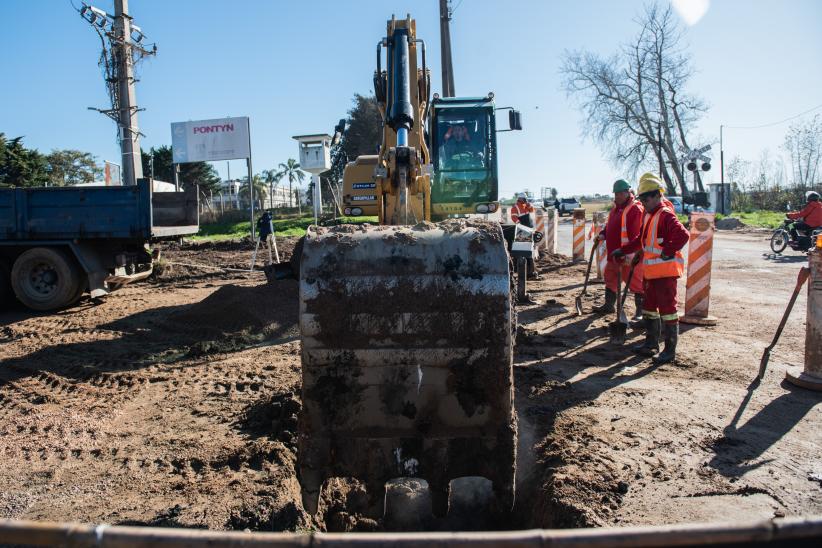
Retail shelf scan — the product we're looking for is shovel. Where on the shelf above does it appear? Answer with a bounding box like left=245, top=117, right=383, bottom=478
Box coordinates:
left=609, top=268, right=628, bottom=344
left=620, top=261, right=637, bottom=323
left=758, top=266, right=811, bottom=380
left=574, top=244, right=599, bottom=316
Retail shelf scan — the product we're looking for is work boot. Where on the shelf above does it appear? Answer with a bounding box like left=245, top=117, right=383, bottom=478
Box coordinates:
left=652, top=322, right=679, bottom=364
left=592, top=289, right=616, bottom=314
left=632, top=317, right=660, bottom=356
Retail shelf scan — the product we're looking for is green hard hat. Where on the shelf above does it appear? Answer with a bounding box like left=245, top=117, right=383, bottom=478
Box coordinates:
left=613, top=179, right=631, bottom=193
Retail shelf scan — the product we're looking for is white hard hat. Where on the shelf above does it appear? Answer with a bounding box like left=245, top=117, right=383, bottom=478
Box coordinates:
left=517, top=193, right=527, bottom=200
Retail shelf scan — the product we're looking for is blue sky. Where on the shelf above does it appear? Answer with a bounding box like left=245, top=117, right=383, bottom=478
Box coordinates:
left=1, top=0, right=821, bottom=198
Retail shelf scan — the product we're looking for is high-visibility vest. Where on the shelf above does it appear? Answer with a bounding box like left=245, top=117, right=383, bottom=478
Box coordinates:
left=607, top=200, right=642, bottom=259
left=642, top=206, right=685, bottom=279
left=511, top=202, right=534, bottom=223
left=619, top=201, right=642, bottom=246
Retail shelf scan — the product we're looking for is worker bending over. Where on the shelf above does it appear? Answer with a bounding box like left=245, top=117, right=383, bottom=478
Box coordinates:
left=508, top=193, right=539, bottom=280
left=510, top=193, right=535, bottom=227
left=594, top=179, right=644, bottom=320
left=633, top=173, right=689, bottom=365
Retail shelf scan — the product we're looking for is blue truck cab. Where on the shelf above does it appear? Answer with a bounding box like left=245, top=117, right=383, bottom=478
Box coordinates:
left=0, top=179, right=198, bottom=311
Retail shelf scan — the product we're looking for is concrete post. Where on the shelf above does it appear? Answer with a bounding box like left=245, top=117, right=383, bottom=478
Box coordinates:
left=544, top=208, right=557, bottom=254
left=786, top=248, right=822, bottom=391
left=114, top=0, right=143, bottom=186
left=572, top=208, right=586, bottom=262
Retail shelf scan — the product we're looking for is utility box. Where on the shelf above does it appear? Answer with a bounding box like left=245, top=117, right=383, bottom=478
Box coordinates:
left=292, top=134, right=332, bottom=174
left=708, top=183, right=731, bottom=214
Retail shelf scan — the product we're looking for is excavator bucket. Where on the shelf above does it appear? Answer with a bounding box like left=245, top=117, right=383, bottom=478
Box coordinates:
left=297, top=219, right=516, bottom=518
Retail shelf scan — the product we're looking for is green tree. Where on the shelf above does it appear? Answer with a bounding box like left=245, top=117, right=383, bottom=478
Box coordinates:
left=261, top=168, right=284, bottom=208
left=275, top=158, right=306, bottom=207
left=342, top=94, right=382, bottom=160
left=45, top=149, right=102, bottom=186
left=0, top=133, right=49, bottom=187
left=140, top=145, right=221, bottom=193
left=238, top=174, right=268, bottom=210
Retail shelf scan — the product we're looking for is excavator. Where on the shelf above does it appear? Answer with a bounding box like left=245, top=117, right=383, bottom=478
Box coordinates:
left=297, top=15, right=518, bottom=519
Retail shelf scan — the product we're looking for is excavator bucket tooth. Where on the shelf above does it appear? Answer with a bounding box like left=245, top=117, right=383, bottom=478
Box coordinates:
left=297, top=220, right=516, bottom=517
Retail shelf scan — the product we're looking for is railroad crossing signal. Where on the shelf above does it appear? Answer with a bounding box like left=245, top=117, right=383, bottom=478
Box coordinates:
left=681, top=145, right=712, bottom=172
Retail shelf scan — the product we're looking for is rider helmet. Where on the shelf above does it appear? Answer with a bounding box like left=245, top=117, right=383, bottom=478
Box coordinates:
left=806, top=191, right=820, bottom=201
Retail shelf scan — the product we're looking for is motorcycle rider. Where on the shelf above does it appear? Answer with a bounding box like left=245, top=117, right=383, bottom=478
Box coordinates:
left=787, top=191, right=822, bottom=243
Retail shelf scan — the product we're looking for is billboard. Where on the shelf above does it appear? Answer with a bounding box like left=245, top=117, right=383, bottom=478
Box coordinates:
left=104, top=161, right=121, bottom=186
left=171, top=116, right=250, bottom=163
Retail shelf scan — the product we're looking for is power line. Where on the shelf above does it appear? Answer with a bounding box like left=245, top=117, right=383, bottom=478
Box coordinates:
left=450, top=0, right=464, bottom=16
left=724, top=102, right=822, bottom=130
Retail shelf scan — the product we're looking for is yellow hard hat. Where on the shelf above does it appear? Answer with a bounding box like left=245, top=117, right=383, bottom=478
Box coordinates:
left=637, top=172, right=665, bottom=195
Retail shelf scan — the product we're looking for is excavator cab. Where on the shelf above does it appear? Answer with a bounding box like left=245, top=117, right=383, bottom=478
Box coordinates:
left=430, top=96, right=500, bottom=220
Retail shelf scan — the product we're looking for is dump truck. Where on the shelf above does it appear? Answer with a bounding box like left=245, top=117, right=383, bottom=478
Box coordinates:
left=297, top=15, right=517, bottom=519
left=0, top=179, right=198, bottom=310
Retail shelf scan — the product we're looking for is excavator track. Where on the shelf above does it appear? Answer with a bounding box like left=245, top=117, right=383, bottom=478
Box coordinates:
left=297, top=219, right=516, bottom=518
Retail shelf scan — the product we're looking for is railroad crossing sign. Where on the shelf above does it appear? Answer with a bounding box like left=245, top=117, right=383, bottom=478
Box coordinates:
left=681, top=145, right=712, bottom=172
left=680, top=144, right=712, bottom=165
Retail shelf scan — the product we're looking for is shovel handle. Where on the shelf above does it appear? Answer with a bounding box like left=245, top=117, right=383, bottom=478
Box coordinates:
left=580, top=243, right=598, bottom=294
left=621, top=262, right=637, bottom=305
left=769, top=267, right=811, bottom=345
left=759, top=266, right=811, bottom=380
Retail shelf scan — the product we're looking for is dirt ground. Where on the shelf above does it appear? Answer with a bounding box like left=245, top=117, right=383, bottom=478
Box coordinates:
left=0, top=232, right=819, bottom=532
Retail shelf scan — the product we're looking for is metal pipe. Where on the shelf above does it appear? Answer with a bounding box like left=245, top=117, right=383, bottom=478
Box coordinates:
left=397, top=127, right=408, bottom=147
left=1, top=516, right=821, bottom=547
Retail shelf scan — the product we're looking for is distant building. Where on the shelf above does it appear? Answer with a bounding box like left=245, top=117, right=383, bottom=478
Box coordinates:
left=214, top=179, right=295, bottom=210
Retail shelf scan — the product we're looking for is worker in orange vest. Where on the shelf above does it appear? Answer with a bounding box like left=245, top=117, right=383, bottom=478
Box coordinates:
left=594, top=179, right=645, bottom=318
left=632, top=173, right=690, bottom=364
left=510, top=193, right=539, bottom=279
left=510, top=193, right=535, bottom=226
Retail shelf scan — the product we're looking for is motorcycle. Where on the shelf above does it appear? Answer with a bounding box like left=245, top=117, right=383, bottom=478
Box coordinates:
left=770, top=218, right=822, bottom=254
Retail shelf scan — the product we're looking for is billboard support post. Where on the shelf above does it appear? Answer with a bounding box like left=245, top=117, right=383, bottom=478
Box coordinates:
left=248, top=157, right=255, bottom=241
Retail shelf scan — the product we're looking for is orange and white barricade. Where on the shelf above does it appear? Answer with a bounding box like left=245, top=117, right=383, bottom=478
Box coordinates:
left=591, top=211, right=607, bottom=282
left=543, top=208, right=558, bottom=253
left=572, top=208, right=586, bottom=262
left=681, top=213, right=717, bottom=325
left=535, top=207, right=546, bottom=243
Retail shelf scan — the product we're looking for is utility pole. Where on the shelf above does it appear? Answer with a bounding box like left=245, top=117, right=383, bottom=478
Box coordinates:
left=113, top=0, right=142, bottom=186
left=439, top=0, right=455, bottom=97
left=80, top=0, right=155, bottom=187
left=720, top=124, right=726, bottom=215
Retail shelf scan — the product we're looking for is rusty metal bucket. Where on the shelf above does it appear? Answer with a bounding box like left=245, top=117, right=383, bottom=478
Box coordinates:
left=297, top=220, right=517, bottom=518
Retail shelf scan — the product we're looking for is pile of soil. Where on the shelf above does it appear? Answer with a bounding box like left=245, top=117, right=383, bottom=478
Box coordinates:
left=715, top=217, right=745, bottom=230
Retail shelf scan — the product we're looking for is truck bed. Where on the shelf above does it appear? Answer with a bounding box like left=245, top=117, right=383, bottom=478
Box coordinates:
left=0, top=180, right=198, bottom=241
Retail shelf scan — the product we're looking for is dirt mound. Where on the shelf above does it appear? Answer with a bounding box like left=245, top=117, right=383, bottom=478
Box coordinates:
left=715, top=217, right=745, bottom=230
left=165, top=280, right=299, bottom=340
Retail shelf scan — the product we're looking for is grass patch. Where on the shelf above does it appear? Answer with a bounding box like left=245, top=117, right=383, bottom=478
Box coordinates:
left=191, top=216, right=379, bottom=241
left=673, top=210, right=784, bottom=229
left=723, top=211, right=784, bottom=229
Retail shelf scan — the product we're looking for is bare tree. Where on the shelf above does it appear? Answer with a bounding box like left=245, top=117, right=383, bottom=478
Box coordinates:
left=783, top=114, right=822, bottom=189
left=560, top=2, right=707, bottom=198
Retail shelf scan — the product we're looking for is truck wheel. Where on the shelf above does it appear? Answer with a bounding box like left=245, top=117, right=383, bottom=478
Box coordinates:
left=11, top=248, right=81, bottom=311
